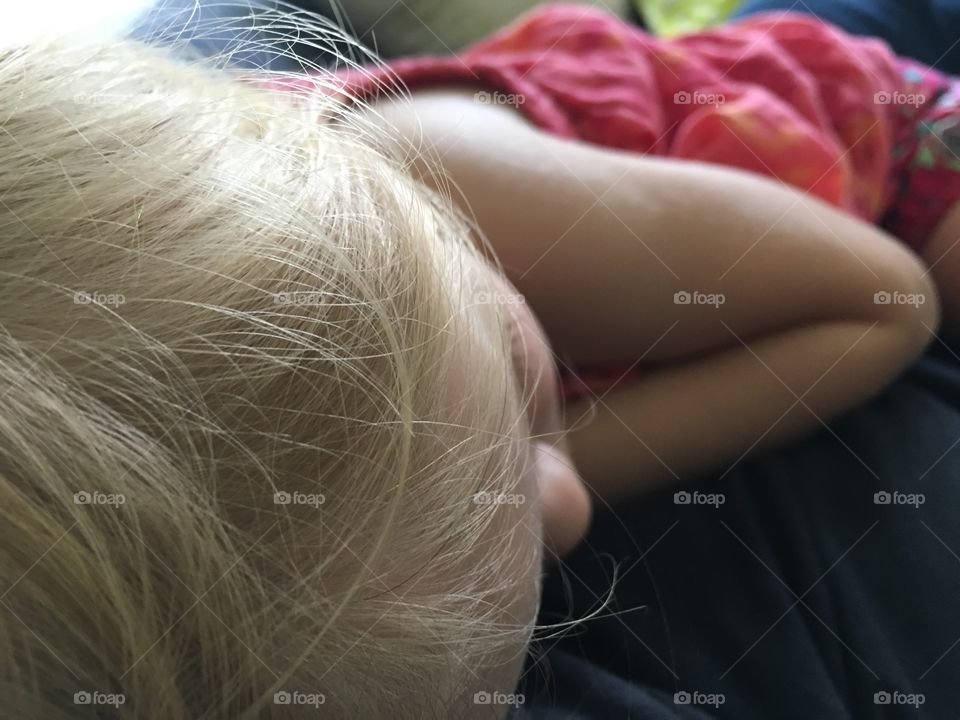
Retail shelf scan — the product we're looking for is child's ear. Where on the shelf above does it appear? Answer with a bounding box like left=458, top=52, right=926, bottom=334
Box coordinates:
left=534, top=441, right=592, bottom=559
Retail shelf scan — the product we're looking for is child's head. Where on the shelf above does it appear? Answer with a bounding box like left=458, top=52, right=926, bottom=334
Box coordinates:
left=0, top=31, right=588, bottom=719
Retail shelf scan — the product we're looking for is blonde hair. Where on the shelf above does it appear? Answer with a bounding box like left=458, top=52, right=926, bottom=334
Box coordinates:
left=0, top=28, right=537, bottom=719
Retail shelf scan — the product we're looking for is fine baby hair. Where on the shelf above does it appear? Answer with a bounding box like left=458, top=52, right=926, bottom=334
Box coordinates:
left=0, top=12, right=544, bottom=719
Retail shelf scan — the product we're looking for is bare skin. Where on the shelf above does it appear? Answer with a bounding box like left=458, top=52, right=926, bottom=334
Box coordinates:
left=367, top=90, right=941, bottom=506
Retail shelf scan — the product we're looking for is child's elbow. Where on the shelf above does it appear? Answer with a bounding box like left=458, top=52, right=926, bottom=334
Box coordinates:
left=871, top=253, right=940, bottom=365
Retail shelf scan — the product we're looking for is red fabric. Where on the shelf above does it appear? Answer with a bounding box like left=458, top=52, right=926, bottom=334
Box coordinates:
left=322, top=7, right=940, bottom=223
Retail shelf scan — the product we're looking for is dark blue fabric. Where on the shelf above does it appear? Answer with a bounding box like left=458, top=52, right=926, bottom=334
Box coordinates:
left=514, top=652, right=713, bottom=719
left=522, top=346, right=960, bottom=718
left=522, top=7, right=960, bottom=717
left=734, top=0, right=960, bottom=75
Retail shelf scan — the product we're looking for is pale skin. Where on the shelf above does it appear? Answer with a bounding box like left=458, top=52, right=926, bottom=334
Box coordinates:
left=363, top=91, right=956, bottom=719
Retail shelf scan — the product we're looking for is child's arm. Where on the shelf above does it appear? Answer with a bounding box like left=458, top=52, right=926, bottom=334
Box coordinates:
left=369, top=90, right=939, bottom=501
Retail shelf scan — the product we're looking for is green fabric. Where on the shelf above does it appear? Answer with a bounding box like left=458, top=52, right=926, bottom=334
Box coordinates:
left=639, top=0, right=744, bottom=35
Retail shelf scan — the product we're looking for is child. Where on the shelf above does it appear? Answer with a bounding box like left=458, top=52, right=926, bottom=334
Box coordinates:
left=0, top=6, right=940, bottom=719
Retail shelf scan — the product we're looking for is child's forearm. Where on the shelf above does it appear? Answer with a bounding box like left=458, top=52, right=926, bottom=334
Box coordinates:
left=368, top=91, right=938, bottom=499
left=565, top=318, right=930, bottom=501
